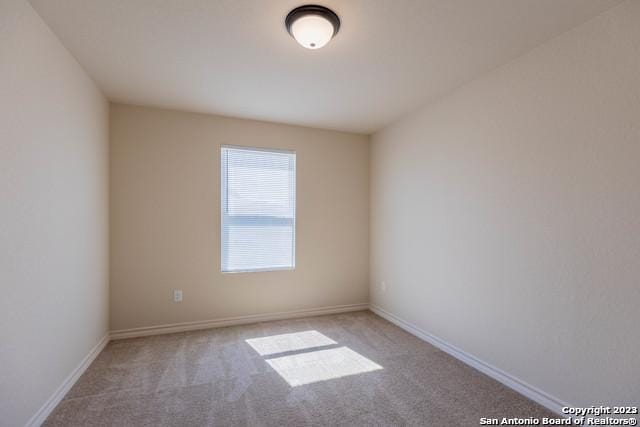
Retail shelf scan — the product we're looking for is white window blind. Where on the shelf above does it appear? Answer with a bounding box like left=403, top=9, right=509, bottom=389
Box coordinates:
left=221, top=146, right=296, bottom=273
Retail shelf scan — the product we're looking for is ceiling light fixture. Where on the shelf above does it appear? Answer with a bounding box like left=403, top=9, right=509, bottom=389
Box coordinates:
left=285, top=5, right=340, bottom=50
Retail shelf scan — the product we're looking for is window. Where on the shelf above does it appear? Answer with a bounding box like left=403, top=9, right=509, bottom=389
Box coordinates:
left=221, top=146, right=296, bottom=272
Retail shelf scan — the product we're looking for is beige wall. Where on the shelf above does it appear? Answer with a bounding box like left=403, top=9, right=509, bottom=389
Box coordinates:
left=371, top=0, right=640, bottom=408
left=0, top=1, right=109, bottom=425
left=109, top=104, right=369, bottom=331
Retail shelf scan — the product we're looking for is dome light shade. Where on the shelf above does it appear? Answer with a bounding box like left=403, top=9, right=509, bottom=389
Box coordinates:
left=285, top=5, right=340, bottom=50
left=290, top=15, right=334, bottom=49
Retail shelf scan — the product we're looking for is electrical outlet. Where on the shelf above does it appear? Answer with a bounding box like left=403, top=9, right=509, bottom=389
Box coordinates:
left=380, top=281, right=387, bottom=292
left=173, top=289, right=183, bottom=303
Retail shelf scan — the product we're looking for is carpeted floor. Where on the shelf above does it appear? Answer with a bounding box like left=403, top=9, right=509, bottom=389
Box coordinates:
left=44, top=311, right=555, bottom=426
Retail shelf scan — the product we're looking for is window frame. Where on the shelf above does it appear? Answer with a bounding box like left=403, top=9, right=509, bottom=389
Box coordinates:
left=220, top=144, right=296, bottom=274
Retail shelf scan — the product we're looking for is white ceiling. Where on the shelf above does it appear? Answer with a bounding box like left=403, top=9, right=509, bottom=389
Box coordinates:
left=30, top=0, right=622, bottom=134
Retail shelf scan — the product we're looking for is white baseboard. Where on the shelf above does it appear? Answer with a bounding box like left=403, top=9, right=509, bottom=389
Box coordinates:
left=24, top=304, right=570, bottom=425
left=109, top=303, right=369, bottom=340
left=26, top=333, right=109, bottom=427
left=369, top=304, right=571, bottom=417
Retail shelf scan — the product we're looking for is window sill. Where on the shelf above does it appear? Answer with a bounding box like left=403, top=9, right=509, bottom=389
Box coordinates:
left=221, top=266, right=295, bottom=274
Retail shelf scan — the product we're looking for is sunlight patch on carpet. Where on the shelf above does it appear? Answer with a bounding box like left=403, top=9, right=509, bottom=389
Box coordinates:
left=265, top=346, right=383, bottom=386
left=246, top=330, right=336, bottom=356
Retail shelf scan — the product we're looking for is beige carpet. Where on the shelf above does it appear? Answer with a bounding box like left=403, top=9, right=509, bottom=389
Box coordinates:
left=44, top=311, right=555, bottom=426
